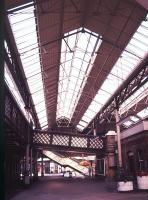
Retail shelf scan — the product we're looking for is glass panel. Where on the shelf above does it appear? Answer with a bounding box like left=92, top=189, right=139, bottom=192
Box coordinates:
left=130, top=116, right=140, bottom=122
left=8, top=4, right=47, bottom=128
left=79, top=120, right=88, bottom=127
left=120, top=82, right=148, bottom=115
left=137, top=107, right=148, bottom=119
left=4, top=63, right=31, bottom=121
left=81, top=115, right=91, bottom=123
left=57, top=28, right=102, bottom=120
left=123, top=121, right=134, bottom=127
left=78, top=15, right=148, bottom=130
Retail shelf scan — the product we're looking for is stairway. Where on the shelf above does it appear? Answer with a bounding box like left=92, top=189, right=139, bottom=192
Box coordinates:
left=43, top=150, right=89, bottom=176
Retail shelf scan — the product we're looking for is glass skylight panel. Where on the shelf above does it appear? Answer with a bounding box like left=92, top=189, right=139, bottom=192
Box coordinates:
left=8, top=2, right=33, bottom=13
left=81, top=115, right=91, bottom=123
left=57, top=28, right=102, bottom=120
left=88, top=101, right=102, bottom=113
left=5, top=63, right=29, bottom=121
left=79, top=121, right=88, bottom=127
left=130, top=116, right=140, bottom=123
left=123, top=120, right=134, bottom=127
left=94, top=90, right=111, bottom=106
left=120, top=82, right=148, bottom=115
left=8, top=3, right=47, bottom=129
left=137, top=107, right=148, bottom=119
left=84, top=109, right=96, bottom=119
left=77, top=15, right=148, bottom=131
left=77, top=124, right=85, bottom=131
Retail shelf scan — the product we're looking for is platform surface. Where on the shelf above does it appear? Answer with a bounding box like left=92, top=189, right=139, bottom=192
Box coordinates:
left=9, top=176, right=148, bottom=200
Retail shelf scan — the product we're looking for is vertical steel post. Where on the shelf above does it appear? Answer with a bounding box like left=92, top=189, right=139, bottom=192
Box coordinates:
left=115, top=109, right=122, bottom=168
left=93, top=120, right=97, bottom=136
left=24, top=107, right=30, bottom=185
left=0, top=0, right=5, bottom=198
left=25, top=144, right=30, bottom=184
left=105, top=131, right=116, bottom=180
left=30, top=148, right=33, bottom=182
left=48, top=160, right=50, bottom=174
left=41, top=154, right=44, bottom=177
left=93, top=128, right=97, bottom=136
left=34, top=151, right=38, bottom=181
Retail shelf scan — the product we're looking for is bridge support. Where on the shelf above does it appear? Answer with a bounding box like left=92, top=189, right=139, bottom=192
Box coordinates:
left=41, top=154, right=44, bottom=177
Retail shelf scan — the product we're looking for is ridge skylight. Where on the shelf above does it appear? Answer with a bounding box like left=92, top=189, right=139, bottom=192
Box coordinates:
left=56, top=28, right=102, bottom=121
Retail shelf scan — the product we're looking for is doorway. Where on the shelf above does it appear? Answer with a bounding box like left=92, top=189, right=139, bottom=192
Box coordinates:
left=127, top=151, right=136, bottom=177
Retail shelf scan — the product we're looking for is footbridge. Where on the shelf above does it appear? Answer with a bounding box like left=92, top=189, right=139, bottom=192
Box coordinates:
left=33, top=130, right=106, bottom=154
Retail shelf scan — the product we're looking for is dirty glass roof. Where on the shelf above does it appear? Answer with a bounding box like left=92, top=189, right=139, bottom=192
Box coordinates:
left=5, top=62, right=30, bottom=121
left=8, top=5, right=48, bottom=129
left=77, top=15, right=148, bottom=130
left=7, top=2, right=148, bottom=131
left=56, top=28, right=102, bottom=121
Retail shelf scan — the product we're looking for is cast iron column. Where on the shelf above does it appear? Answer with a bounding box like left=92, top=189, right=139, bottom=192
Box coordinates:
left=25, top=144, right=30, bottom=184
left=106, top=131, right=116, bottom=180
left=48, top=160, right=50, bottom=174
left=93, top=120, right=97, bottom=136
left=30, top=148, right=33, bottom=183
left=115, top=109, right=122, bottom=168
left=115, top=108, right=125, bottom=180
left=0, top=1, right=5, bottom=199
left=34, top=151, right=38, bottom=181
left=41, top=154, right=44, bottom=177
left=24, top=106, right=31, bottom=185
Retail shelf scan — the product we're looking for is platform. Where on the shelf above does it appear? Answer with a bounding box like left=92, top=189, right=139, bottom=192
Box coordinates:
left=8, top=177, right=148, bottom=200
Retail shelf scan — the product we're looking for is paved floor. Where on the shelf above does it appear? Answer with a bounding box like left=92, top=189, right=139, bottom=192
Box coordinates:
left=9, top=176, right=148, bottom=200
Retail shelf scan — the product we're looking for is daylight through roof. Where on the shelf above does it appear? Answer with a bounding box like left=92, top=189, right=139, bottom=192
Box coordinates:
left=8, top=4, right=48, bottom=129
left=7, top=2, right=148, bottom=131
left=57, top=28, right=102, bottom=122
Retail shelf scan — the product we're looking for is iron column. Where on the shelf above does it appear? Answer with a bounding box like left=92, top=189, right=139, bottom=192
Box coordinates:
left=0, top=0, right=5, bottom=198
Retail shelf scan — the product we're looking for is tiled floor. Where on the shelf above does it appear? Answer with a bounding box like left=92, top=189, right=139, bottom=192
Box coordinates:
left=9, top=176, right=148, bottom=200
